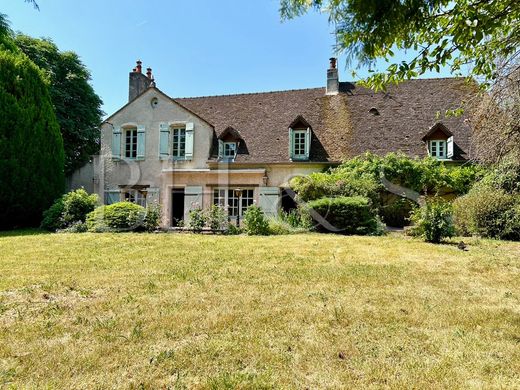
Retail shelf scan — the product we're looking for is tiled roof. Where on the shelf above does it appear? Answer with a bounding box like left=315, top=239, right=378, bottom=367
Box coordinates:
left=177, top=77, right=477, bottom=163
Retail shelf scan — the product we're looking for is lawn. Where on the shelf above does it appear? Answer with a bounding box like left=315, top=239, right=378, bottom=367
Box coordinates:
left=1, top=232, right=520, bottom=389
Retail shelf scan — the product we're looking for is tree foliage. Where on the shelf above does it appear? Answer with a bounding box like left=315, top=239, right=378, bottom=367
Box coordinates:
left=15, top=35, right=103, bottom=175
left=281, top=0, right=520, bottom=90
left=0, top=46, right=64, bottom=229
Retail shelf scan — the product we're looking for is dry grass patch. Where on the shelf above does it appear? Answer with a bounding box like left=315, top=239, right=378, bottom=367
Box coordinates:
left=1, top=231, right=520, bottom=389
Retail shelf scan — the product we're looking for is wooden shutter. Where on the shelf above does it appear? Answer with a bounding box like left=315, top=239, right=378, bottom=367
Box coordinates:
left=146, top=187, right=160, bottom=205
left=288, top=128, right=294, bottom=160
left=111, top=127, right=121, bottom=159
left=184, top=186, right=203, bottom=221
left=185, top=122, right=194, bottom=160
left=105, top=190, right=120, bottom=205
left=259, top=187, right=279, bottom=218
left=218, top=139, right=224, bottom=159
left=159, top=123, right=170, bottom=159
left=447, top=136, right=454, bottom=158
left=304, top=128, right=311, bottom=160
left=137, top=125, right=146, bottom=160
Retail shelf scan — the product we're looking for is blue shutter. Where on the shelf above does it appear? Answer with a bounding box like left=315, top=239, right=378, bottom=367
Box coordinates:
left=185, top=122, right=194, bottom=160
left=218, top=139, right=224, bottom=159
left=137, top=125, right=146, bottom=160
left=288, top=128, right=294, bottom=160
left=184, top=186, right=203, bottom=221
left=259, top=187, right=279, bottom=218
left=111, top=127, right=121, bottom=159
left=304, top=128, right=311, bottom=160
left=447, top=136, right=454, bottom=159
left=105, top=190, right=120, bottom=205
left=159, top=123, right=170, bottom=159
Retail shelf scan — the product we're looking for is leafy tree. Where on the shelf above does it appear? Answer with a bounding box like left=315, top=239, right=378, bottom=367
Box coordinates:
left=0, top=43, right=64, bottom=229
left=281, top=0, right=519, bottom=90
left=15, top=35, right=103, bottom=175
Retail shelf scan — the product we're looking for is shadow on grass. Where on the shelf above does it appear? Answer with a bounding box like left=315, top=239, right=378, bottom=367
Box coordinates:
left=0, top=228, right=51, bottom=238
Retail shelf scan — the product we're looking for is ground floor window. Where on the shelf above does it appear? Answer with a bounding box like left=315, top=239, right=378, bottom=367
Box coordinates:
left=123, top=189, right=146, bottom=207
left=213, top=188, right=254, bottom=217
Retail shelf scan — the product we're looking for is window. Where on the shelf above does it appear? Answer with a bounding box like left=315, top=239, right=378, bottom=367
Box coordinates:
left=125, top=128, right=138, bottom=158
left=213, top=188, right=254, bottom=217
left=172, top=127, right=186, bottom=158
left=124, top=189, right=146, bottom=207
left=224, top=142, right=237, bottom=158
left=293, top=130, right=306, bottom=157
left=429, top=140, right=447, bottom=159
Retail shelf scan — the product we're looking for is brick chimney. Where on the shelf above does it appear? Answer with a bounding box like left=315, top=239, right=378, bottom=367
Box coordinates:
left=326, top=57, right=339, bottom=95
left=129, top=60, right=152, bottom=101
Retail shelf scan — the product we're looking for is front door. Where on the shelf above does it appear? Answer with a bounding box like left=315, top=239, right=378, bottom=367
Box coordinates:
left=171, top=188, right=185, bottom=227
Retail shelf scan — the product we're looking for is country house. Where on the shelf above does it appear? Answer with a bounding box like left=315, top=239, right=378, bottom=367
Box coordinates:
left=69, top=59, right=476, bottom=227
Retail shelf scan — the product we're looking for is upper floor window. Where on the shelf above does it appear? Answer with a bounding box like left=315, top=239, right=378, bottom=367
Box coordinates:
left=172, top=127, right=186, bottom=158
left=159, top=122, right=194, bottom=161
left=429, top=140, right=447, bottom=159
left=125, top=128, right=138, bottom=159
left=289, top=128, right=310, bottom=160
left=223, top=142, right=237, bottom=158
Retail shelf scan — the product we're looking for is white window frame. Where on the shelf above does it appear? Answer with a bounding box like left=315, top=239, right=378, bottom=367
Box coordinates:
left=429, top=139, right=447, bottom=159
left=223, top=142, right=237, bottom=158
left=123, top=189, right=146, bottom=207
left=172, top=126, right=186, bottom=159
left=292, top=129, right=307, bottom=158
left=124, top=128, right=138, bottom=159
left=212, top=188, right=254, bottom=217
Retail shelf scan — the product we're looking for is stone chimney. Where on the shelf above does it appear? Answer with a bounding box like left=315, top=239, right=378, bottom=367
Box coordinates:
left=129, top=60, right=152, bottom=101
left=326, top=57, right=339, bottom=95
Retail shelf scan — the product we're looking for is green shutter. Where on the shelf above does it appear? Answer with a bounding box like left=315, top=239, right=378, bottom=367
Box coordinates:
left=288, top=128, right=294, bottom=160
left=304, top=128, right=311, bottom=160
left=112, top=127, right=121, bottom=159
left=105, top=190, right=120, bottom=205
left=137, top=125, right=146, bottom=160
left=218, top=139, right=224, bottom=159
left=259, top=187, right=279, bottom=218
left=185, top=122, right=194, bottom=160
left=184, top=186, right=203, bottom=221
left=159, top=123, right=170, bottom=159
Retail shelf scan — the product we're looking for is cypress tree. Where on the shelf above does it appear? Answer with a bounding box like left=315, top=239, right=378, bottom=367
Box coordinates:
left=0, top=39, right=64, bottom=228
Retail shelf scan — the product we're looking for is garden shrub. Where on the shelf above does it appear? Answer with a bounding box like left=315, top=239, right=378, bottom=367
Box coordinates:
left=305, top=196, right=385, bottom=235
left=206, top=204, right=228, bottom=231
left=453, top=186, right=520, bottom=240
left=41, top=197, right=65, bottom=231
left=409, top=199, right=455, bottom=243
left=143, top=203, right=162, bottom=232
left=188, top=208, right=206, bottom=232
left=41, top=188, right=98, bottom=231
left=86, top=202, right=146, bottom=232
left=279, top=209, right=313, bottom=229
left=243, top=205, right=269, bottom=235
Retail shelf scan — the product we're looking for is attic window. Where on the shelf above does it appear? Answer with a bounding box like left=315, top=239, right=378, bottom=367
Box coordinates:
left=422, top=123, right=454, bottom=160
left=369, top=107, right=380, bottom=116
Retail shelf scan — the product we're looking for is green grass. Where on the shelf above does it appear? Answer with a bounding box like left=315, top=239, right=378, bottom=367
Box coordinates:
left=1, top=232, right=520, bottom=389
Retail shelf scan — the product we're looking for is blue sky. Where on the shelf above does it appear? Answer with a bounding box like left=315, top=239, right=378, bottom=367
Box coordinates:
left=3, top=0, right=451, bottom=116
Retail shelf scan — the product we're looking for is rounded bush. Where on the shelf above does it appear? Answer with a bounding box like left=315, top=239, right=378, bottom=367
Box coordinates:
left=453, top=186, right=520, bottom=240
left=306, top=196, right=385, bottom=235
left=41, top=188, right=98, bottom=231
left=86, top=202, right=146, bottom=232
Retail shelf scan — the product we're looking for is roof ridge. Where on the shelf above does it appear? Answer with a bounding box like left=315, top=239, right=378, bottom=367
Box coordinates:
left=175, top=86, right=324, bottom=100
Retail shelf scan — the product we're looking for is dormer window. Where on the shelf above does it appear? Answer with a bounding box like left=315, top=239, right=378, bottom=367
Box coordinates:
left=288, top=116, right=312, bottom=161
left=217, top=127, right=242, bottom=162
left=422, top=123, right=454, bottom=160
